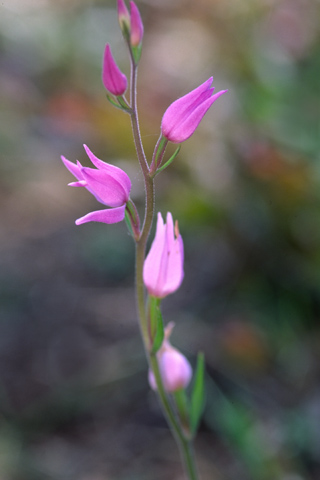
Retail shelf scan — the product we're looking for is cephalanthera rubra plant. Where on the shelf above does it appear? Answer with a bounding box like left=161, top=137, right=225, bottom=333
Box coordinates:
left=61, top=2, right=227, bottom=478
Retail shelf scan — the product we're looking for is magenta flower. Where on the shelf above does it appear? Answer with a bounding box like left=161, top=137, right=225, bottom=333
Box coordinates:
left=161, top=77, right=228, bottom=143
left=149, top=323, right=192, bottom=393
left=143, top=212, right=184, bottom=298
left=130, top=1, right=144, bottom=47
left=61, top=144, right=131, bottom=225
left=102, top=44, right=127, bottom=96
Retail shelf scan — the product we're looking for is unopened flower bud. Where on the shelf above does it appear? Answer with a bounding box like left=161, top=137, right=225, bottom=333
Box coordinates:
left=117, top=0, right=131, bottom=35
left=102, top=44, right=127, bottom=96
left=149, top=324, right=192, bottom=393
left=161, top=77, right=227, bottom=143
left=130, top=1, right=144, bottom=47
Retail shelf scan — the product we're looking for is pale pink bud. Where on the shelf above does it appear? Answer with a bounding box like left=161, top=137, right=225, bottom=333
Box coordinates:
left=161, top=77, right=228, bottom=143
left=149, top=324, right=192, bottom=393
left=117, top=0, right=130, bottom=32
left=130, top=1, right=144, bottom=47
left=143, top=212, right=184, bottom=298
left=102, top=44, right=127, bottom=96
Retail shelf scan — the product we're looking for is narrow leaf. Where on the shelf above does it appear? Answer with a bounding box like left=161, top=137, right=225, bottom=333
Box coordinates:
left=106, top=94, right=131, bottom=113
left=151, top=304, right=164, bottom=354
left=124, top=210, right=134, bottom=237
left=173, top=388, right=190, bottom=432
left=190, top=352, right=205, bottom=435
left=154, top=145, right=181, bottom=176
left=117, top=95, right=132, bottom=112
left=153, top=136, right=168, bottom=169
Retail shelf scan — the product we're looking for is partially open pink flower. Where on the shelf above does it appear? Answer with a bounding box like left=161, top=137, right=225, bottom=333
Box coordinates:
left=102, top=44, right=127, bottom=96
left=161, top=77, right=228, bottom=143
left=149, top=323, right=192, bottom=393
left=143, top=212, right=184, bottom=298
left=130, top=1, right=143, bottom=47
left=61, top=145, right=131, bottom=225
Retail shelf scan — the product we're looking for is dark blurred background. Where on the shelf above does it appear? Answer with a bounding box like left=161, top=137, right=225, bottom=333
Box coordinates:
left=1, top=0, right=320, bottom=479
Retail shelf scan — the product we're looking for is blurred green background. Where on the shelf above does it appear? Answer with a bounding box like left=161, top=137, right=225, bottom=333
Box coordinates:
left=1, top=0, right=320, bottom=479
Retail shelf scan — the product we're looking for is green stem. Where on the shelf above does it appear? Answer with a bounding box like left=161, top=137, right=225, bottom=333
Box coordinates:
left=128, top=49, right=200, bottom=480
left=128, top=55, right=154, bottom=347
left=149, top=355, right=199, bottom=480
left=129, top=60, right=149, bottom=179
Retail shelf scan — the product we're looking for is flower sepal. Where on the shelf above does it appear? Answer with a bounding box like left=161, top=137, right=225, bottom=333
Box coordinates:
left=106, top=94, right=132, bottom=113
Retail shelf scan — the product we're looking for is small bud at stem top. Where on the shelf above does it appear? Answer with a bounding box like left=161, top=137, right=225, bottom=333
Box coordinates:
left=117, top=0, right=131, bottom=37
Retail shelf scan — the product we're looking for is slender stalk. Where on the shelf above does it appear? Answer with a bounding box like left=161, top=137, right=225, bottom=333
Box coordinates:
left=128, top=49, right=199, bottom=480
left=129, top=60, right=149, bottom=179
left=149, top=355, right=199, bottom=480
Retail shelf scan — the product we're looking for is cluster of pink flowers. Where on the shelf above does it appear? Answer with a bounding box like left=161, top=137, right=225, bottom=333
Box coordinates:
left=61, top=0, right=227, bottom=394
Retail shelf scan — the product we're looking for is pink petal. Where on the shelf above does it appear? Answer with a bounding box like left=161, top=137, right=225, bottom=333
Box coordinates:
left=102, top=44, right=127, bottom=96
left=143, top=212, right=184, bottom=298
left=75, top=205, right=126, bottom=225
left=148, top=369, right=157, bottom=391
left=130, top=1, right=144, bottom=46
left=61, top=156, right=84, bottom=181
left=167, top=90, right=227, bottom=143
left=161, top=78, right=213, bottom=139
left=156, top=213, right=184, bottom=297
left=68, top=180, right=87, bottom=187
left=117, top=0, right=130, bottom=26
left=143, top=213, right=166, bottom=296
left=155, top=212, right=174, bottom=292
left=161, top=234, right=184, bottom=298
left=83, top=144, right=131, bottom=195
left=81, top=167, right=128, bottom=207
left=160, top=350, right=192, bottom=392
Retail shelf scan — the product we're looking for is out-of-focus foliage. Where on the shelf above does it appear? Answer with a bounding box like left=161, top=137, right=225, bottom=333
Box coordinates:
left=1, top=0, right=320, bottom=479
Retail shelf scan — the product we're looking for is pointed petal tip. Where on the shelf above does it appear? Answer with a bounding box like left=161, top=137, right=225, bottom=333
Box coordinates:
left=83, top=144, right=91, bottom=155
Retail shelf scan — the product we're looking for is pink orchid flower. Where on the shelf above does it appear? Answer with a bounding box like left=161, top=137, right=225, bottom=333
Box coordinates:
left=61, top=145, right=131, bottom=225
left=102, top=44, right=127, bottom=96
left=149, top=323, right=192, bottom=393
left=161, top=77, right=228, bottom=143
left=143, top=212, right=184, bottom=298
